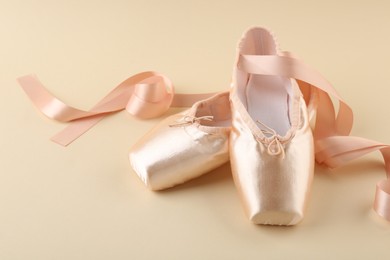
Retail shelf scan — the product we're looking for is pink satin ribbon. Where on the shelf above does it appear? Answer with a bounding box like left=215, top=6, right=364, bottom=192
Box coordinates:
left=18, top=71, right=215, bottom=146
left=238, top=53, right=390, bottom=222
left=19, top=61, right=390, bottom=222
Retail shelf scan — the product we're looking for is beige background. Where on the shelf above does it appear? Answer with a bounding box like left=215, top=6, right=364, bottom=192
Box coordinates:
left=1, top=0, right=390, bottom=259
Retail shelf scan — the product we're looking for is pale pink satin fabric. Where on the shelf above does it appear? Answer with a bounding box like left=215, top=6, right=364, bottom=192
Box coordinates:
left=238, top=53, right=390, bottom=222
left=18, top=72, right=215, bottom=146
left=18, top=58, right=390, bottom=222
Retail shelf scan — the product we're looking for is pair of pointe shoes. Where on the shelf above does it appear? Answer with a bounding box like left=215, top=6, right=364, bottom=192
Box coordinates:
left=130, top=27, right=314, bottom=226
left=17, top=25, right=390, bottom=225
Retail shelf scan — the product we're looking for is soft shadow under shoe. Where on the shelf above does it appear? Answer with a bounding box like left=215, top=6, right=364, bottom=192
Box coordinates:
left=229, top=27, right=315, bottom=225
left=129, top=92, right=231, bottom=190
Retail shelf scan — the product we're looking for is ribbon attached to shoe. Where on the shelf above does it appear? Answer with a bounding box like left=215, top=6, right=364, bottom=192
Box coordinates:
left=18, top=71, right=215, bottom=146
left=19, top=54, right=390, bottom=223
left=239, top=52, right=390, bottom=222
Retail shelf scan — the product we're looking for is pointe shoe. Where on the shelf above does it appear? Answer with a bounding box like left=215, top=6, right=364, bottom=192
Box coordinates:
left=229, top=27, right=315, bottom=225
left=129, top=92, right=231, bottom=190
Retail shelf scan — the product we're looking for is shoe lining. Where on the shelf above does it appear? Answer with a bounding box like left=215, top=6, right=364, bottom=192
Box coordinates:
left=246, top=75, right=291, bottom=136
left=240, top=27, right=292, bottom=136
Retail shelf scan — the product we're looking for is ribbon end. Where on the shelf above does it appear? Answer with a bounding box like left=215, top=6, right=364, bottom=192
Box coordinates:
left=50, top=135, right=71, bottom=147
left=50, top=115, right=105, bottom=147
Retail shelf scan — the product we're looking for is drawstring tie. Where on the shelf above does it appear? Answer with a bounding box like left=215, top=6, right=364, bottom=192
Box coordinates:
left=256, top=120, right=286, bottom=158
left=169, top=115, right=214, bottom=127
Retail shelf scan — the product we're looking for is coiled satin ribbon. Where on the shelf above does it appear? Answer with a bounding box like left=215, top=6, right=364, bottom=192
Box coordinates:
left=18, top=71, right=215, bottom=146
left=238, top=53, right=390, bottom=222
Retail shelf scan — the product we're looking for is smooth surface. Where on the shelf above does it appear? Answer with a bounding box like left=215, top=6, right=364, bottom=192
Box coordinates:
left=230, top=27, right=315, bottom=225
left=2, top=0, right=390, bottom=259
left=129, top=92, right=231, bottom=190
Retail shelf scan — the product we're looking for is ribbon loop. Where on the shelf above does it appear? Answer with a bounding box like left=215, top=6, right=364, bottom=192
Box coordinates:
left=375, top=180, right=390, bottom=221
left=267, top=137, right=284, bottom=157
left=126, top=76, right=174, bottom=119
left=18, top=71, right=215, bottom=146
left=256, top=120, right=286, bottom=159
